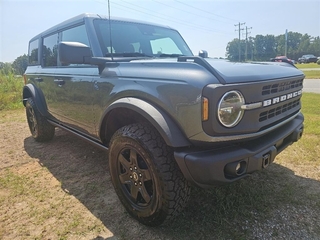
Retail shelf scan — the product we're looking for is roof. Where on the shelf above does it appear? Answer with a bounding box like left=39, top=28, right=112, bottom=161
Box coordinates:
left=29, top=13, right=174, bottom=42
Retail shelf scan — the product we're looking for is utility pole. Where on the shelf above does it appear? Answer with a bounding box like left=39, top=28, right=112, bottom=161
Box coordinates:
left=249, top=36, right=254, bottom=61
left=285, top=29, right=288, bottom=56
left=245, top=26, right=252, bottom=62
left=235, top=22, right=245, bottom=62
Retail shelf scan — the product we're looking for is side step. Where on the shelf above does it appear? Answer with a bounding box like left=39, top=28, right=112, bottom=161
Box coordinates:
left=47, top=120, right=109, bottom=152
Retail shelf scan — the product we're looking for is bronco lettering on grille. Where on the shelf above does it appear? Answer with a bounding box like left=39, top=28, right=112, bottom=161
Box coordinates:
left=263, top=90, right=302, bottom=107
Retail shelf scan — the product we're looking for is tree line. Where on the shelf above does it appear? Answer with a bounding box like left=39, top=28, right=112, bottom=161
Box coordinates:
left=0, top=54, right=28, bottom=75
left=226, top=32, right=320, bottom=62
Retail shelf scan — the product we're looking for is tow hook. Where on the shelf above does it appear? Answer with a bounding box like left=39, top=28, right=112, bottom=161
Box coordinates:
left=292, top=127, right=304, bottom=142
left=262, top=153, right=270, bottom=169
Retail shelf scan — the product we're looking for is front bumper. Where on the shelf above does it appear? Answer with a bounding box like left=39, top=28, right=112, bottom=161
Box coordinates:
left=174, top=113, right=304, bottom=188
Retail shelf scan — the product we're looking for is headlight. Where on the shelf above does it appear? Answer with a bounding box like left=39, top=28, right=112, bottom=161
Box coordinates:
left=218, top=91, right=245, bottom=127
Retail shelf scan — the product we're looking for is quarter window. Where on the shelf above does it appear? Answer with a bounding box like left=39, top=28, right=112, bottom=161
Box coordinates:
left=28, top=39, right=39, bottom=65
left=43, top=33, right=58, bottom=67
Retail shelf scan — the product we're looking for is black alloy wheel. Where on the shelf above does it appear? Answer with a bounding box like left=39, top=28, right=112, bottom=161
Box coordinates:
left=108, top=123, right=190, bottom=226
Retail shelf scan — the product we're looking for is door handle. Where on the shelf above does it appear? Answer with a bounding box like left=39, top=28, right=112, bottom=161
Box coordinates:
left=54, top=79, right=65, bottom=87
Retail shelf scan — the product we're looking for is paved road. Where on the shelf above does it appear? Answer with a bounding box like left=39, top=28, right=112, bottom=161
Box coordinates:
left=303, top=79, right=320, bottom=93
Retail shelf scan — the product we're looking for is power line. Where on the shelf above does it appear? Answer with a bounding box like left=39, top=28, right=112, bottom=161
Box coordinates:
left=100, top=0, right=233, bottom=35
left=120, top=0, right=226, bottom=33
left=174, top=0, right=240, bottom=23
left=235, top=22, right=245, bottom=62
left=152, top=0, right=235, bottom=25
left=244, top=26, right=252, bottom=61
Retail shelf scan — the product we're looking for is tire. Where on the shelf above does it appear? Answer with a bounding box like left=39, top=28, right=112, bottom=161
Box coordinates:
left=108, top=123, right=191, bottom=226
left=25, top=98, right=55, bottom=142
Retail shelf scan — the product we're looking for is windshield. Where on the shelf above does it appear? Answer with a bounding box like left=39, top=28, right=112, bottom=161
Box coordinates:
left=94, top=19, right=193, bottom=58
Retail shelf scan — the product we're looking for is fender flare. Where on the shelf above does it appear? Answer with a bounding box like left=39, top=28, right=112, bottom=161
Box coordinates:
left=22, top=83, right=49, bottom=117
left=103, top=97, right=191, bottom=148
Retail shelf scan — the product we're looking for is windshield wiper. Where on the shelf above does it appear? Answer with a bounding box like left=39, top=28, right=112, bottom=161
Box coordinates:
left=159, top=54, right=184, bottom=58
left=105, top=52, right=153, bottom=57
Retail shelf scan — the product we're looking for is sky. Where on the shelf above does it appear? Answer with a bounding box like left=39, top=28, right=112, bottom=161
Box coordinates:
left=0, top=0, right=319, bottom=63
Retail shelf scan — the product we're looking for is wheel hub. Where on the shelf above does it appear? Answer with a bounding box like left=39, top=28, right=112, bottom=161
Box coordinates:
left=132, top=172, right=139, bottom=181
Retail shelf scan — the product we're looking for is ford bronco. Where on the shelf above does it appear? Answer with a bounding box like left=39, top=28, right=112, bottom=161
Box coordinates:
left=23, top=13, right=304, bottom=226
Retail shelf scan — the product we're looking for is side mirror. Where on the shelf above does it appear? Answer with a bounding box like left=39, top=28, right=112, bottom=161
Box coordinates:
left=199, top=50, right=208, bottom=58
left=59, top=42, right=92, bottom=64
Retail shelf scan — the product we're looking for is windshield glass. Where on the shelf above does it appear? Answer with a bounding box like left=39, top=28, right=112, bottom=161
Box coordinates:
left=94, top=19, right=193, bottom=57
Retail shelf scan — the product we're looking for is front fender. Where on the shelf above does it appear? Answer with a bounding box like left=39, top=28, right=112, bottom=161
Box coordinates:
left=102, top=97, right=191, bottom=148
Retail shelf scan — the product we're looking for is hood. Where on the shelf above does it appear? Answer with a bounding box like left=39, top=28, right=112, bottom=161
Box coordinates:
left=203, top=58, right=304, bottom=84
left=123, top=57, right=304, bottom=85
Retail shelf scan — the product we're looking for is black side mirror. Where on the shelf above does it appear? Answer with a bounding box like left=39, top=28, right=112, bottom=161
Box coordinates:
left=59, top=42, right=92, bottom=64
left=199, top=50, right=208, bottom=58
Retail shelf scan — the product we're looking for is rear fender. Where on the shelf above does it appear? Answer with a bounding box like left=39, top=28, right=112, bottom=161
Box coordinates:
left=23, top=84, right=49, bottom=117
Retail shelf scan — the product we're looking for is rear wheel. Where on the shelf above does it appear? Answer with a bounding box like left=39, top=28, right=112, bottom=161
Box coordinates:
left=108, top=123, right=190, bottom=226
left=25, top=98, right=55, bottom=142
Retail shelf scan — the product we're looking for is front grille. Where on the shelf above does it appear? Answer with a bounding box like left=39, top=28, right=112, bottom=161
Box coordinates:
left=203, top=76, right=304, bottom=136
left=259, top=99, right=300, bottom=122
left=262, top=79, right=303, bottom=96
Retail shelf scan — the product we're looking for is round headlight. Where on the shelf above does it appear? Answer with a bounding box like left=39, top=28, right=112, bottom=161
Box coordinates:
left=218, top=91, right=245, bottom=128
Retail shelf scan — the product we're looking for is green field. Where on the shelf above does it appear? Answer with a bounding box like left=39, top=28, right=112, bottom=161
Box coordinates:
left=295, top=62, right=320, bottom=69
left=0, top=73, right=24, bottom=110
left=295, top=63, right=320, bottom=78
left=302, top=70, right=320, bottom=79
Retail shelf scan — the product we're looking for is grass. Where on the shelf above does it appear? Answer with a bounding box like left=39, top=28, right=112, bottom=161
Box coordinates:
left=295, top=63, right=320, bottom=78
left=0, top=72, right=24, bottom=110
left=295, top=63, right=320, bottom=69
left=0, top=167, right=108, bottom=240
left=301, top=70, right=320, bottom=79
left=301, top=93, right=320, bottom=135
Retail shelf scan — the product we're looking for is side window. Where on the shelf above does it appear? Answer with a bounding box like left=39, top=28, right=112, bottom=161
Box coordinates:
left=150, top=37, right=182, bottom=55
left=61, top=25, right=90, bottom=46
left=28, top=39, right=39, bottom=65
left=43, top=33, right=58, bottom=67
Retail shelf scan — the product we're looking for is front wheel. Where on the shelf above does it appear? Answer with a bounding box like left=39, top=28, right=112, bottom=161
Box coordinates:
left=25, top=98, right=55, bottom=142
left=108, top=123, right=191, bottom=226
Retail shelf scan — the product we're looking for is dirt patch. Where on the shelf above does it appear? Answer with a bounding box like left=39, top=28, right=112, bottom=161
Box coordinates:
left=0, top=109, right=320, bottom=240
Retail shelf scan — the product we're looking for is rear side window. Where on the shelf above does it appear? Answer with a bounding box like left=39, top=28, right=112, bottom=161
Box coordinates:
left=41, top=25, right=89, bottom=67
left=43, top=33, right=58, bottom=67
left=28, top=39, right=39, bottom=65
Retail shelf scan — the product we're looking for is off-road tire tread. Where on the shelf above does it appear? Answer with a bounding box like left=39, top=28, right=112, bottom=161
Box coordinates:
left=26, top=98, right=55, bottom=142
left=109, top=123, right=191, bottom=226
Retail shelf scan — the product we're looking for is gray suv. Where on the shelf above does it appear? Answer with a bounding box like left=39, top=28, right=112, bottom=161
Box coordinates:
left=23, top=13, right=304, bottom=226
